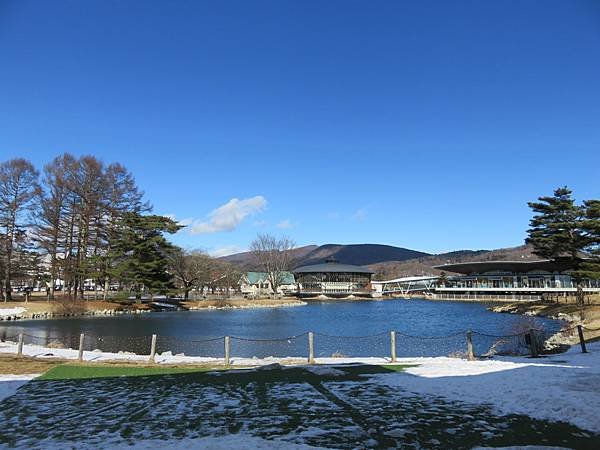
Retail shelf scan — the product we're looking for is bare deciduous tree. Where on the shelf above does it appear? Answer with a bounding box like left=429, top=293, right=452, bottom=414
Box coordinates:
left=32, top=153, right=150, bottom=300
left=0, top=158, right=40, bottom=301
left=250, top=233, right=295, bottom=295
left=168, top=249, right=213, bottom=300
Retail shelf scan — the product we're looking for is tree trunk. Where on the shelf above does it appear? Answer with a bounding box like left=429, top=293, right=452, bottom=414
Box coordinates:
left=576, top=283, right=584, bottom=306
left=3, top=278, right=10, bottom=302
left=49, top=271, right=55, bottom=300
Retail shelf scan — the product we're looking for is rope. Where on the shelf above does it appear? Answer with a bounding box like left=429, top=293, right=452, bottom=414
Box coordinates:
left=21, top=332, right=75, bottom=340
left=313, top=331, right=388, bottom=339
left=471, top=331, right=528, bottom=339
left=0, top=328, right=573, bottom=355
left=158, top=335, right=225, bottom=343
left=395, top=330, right=466, bottom=340
left=231, top=332, right=308, bottom=342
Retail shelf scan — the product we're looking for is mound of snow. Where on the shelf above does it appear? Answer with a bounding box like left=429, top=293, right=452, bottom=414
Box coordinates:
left=0, top=307, right=27, bottom=317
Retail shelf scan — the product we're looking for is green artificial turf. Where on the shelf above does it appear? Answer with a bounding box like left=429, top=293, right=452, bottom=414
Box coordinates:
left=38, top=364, right=219, bottom=380
left=37, top=363, right=414, bottom=381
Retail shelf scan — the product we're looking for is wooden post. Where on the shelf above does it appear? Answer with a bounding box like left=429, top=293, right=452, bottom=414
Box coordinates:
left=78, top=333, right=85, bottom=361
left=577, top=325, right=588, bottom=353
left=308, top=332, right=315, bottom=364
left=528, top=329, right=538, bottom=358
left=149, top=334, right=157, bottom=363
left=17, top=333, right=24, bottom=357
left=390, top=331, right=397, bottom=363
left=466, top=330, right=475, bottom=360
left=224, top=336, right=231, bottom=367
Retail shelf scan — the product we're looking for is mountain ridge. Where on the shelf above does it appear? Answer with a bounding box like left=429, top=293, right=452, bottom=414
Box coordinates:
left=220, top=243, right=538, bottom=278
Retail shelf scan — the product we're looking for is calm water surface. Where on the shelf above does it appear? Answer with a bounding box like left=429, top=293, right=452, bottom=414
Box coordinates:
left=0, top=299, right=561, bottom=358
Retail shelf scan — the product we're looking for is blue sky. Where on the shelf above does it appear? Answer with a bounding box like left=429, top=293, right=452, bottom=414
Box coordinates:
left=1, top=1, right=599, bottom=256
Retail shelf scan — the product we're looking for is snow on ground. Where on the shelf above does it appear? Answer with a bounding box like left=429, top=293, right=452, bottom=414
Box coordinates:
left=25, top=434, right=324, bottom=450
left=472, top=447, right=571, bottom=450
left=0, top=374, right=39, bottom=402
left=0, top=307, right=26, bottom=317
left=374, top=341, right=600, bottom=433
left=2, top=339, right=600, bottom=434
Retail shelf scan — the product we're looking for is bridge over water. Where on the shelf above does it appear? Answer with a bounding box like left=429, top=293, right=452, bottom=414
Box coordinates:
left=371, top=276, right=440, bottom=295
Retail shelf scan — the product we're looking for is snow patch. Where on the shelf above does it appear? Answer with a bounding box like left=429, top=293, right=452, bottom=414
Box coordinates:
left=374, top=341, right=600, bottom=433
left=26, top=434, right=325, bottom=449
left=0, top=374, right=39, bottom=402
left=0, top=307, right=27, bottom=317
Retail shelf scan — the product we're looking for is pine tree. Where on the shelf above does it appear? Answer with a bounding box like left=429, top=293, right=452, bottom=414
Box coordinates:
left=526, top=187, right=587, bottom=304
left=526, top=187, right=583, bottom=259
left=437, top=271, right=449, bottom=287
left=574, top=200, right=600, bottom=282
left=111, top=213, right=181, bottom=300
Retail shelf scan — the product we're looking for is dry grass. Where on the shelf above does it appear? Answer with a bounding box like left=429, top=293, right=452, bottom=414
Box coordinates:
left=52, top=297, right=88, bottom=315
left=0, top=354, right=64, bottom=375
left=182, top=297, right=305, bottom=309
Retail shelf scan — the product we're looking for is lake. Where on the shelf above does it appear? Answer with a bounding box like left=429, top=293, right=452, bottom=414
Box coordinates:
left=0, top=299, right=562, bottom=359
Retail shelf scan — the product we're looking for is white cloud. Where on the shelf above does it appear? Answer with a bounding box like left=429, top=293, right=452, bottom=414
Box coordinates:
left=209, top=245, right=244, bottom=257
left=190, top=196, right=267, bottom=235
left=276, top=219, right=294, bottom=229
left=351, top=207, right=368, bottom=221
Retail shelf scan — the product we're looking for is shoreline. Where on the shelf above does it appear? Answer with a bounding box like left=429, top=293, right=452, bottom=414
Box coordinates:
left=0, top=297, right=308, bottom=322
left=488, top=301, right=600, bottom=344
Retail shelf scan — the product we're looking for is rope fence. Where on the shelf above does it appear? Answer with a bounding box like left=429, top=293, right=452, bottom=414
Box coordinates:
left=0, top=325, right=594, bottom=363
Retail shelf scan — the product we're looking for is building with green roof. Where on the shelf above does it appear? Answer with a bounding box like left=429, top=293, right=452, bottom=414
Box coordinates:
left=240, top=271, right=296, bottom=297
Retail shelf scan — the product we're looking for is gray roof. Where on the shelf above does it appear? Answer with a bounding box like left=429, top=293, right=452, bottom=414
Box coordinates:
left=293, top=262, right=374, bottom=274
left=433, top=258, right=577, bottom=275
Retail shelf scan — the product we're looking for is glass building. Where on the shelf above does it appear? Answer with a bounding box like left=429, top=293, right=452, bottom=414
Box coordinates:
left=434, top=259, right=600, bottom=292
left=293, top=259, right=374, bottom=298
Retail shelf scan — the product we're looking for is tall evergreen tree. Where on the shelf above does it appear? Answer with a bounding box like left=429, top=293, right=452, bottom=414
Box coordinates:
left=526, top=187, right=583, bottom=259
left=574, top=200, right=600, bottom=282
left=526, top=187, right=592, bottom=305
left=112, top=214, right=181, bottom=300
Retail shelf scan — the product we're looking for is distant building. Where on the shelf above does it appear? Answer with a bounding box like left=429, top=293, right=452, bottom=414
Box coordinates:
left=240, top=271, right=296, bottom=297
left=293, top=259, right=374, bottom=298
left=433, top=258, right=600, bottom=299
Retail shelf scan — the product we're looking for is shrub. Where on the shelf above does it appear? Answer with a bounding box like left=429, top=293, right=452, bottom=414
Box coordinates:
left=53, top=297, right=87, bottom=316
